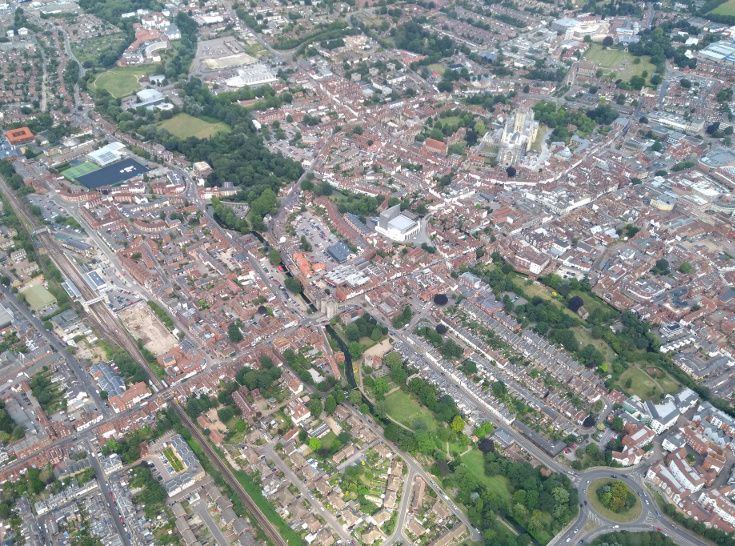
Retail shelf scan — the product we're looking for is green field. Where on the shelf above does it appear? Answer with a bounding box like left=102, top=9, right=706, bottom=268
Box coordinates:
left=62, top=161, right=100, bottom=180
left=383, top=390, right=438, bottom=432
left=93, top=66, right=155, bottom=98
left=158, top=113, right=231, bottom=140
left=616, top=366, right=680, bottom=402
left=587, top=479, right=642, bottom=523
left=428, top=63, right=446, bottom=76
left=584, top=44, right=655, bottom=82
left=20, top=284, right=57, bottom=313
left=461, top=449, right=512, bottom=504
left=710, top=0, right=735, bottom=16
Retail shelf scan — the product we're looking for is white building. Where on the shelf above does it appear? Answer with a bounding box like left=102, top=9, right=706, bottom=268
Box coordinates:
left=375, top=205, right=420, bottom=242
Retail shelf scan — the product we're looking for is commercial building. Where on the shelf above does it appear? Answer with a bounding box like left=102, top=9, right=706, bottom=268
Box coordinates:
left=4, top=127, right=34, bottom=145
left=375, top=205, right=420, bottom=242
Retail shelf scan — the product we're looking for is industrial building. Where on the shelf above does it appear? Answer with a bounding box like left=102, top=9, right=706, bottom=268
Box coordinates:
left=88, top=142, right=126, bottom=167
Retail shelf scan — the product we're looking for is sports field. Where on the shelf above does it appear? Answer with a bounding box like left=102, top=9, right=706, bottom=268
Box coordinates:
left=158, top=113, right=231, bottom=139
left=21, top=284, right=57, bottom=313
left=710, top=0, right=735, bottom=16
left=584, top=44, right=655, bottom=82
left=62, top=161, right=100, bottom=180
left=93, top=66, right=155, bottom=98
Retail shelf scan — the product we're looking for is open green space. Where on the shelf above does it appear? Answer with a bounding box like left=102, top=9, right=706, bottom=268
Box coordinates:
left=710, top=0, right=735, bottom=16
left=461, top=449, right=512, bottom=504
left=588, top=479, right=642, bottom=523
left=584, top=43, right=655, bottom=82
left=93, top=65, right=155, bottom=98
left=61, top=161, right=100, bottom=180
left=428, top=62, right=446, bottom=75
left=615, top=366, right=679, bottom=402
left=20, top=284, right=57, bottom=313
left=157, top=113, right=231, bottom=140
left=383, top=389, right=438, bottom=432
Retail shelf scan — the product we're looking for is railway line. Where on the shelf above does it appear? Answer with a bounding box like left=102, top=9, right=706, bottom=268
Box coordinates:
left=0, top=177, right=290, bottom=546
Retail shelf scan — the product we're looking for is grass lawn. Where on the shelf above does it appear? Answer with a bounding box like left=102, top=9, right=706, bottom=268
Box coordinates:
left=93, top=66, right=155, bottom=98
left=615, top=366, right=680, bottom=402
left=158, top=113, right=231, bottom=139
left=587, top=479, right=642, bottom=523
left=20, top=284, right=57, bottom=312
left=572, top=327, right=616, bottom=362
left=461, top=449, right=512, bottom=505
left=428, top=63, right=446, bottom=75
left=243, top=42, right=268, bottom=57
left=710, top=0, right=735, bottom=16
left=163, top=446, right=184, bottom=472
left=383, top=390, right=438, bottom=432
left=584, top=43, right=655, bottom=82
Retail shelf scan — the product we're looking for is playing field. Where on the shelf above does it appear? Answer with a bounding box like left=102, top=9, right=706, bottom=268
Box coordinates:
left=158, top=113, right=231, bottom=139
left=584, top=44, right=655, bottom=82
left=20, top=284, right=57, bottom=313
left=93, top=66, right=155, bottom=98
left=62, top=161, right=100, bottom=180
left=710, top=0, right=735, bottom=16
left=383, top=390, right=437, bottom=432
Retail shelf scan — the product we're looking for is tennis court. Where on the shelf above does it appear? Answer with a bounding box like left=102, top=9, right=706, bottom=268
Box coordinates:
left=62, top=161, right=100, bottom=180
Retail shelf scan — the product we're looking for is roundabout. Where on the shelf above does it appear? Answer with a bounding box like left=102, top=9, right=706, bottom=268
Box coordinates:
left=586, top=478, right=642, bottom=523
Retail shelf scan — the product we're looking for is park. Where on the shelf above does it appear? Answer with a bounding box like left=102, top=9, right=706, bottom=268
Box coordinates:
left=584, top=43, right=655, bottom=83
left=158, top=113, right=231, bottom=140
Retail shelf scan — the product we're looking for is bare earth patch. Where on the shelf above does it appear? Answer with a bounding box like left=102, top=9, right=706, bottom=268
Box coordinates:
left=119, top=301, right=177, bottom=356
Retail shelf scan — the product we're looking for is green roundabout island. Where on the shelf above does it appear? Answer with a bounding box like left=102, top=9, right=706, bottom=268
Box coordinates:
left=587, top=479, right=643, bottom=523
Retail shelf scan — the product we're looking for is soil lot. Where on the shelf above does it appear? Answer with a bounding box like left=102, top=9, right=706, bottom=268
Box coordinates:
left=119, top=301, right=177, bottom=356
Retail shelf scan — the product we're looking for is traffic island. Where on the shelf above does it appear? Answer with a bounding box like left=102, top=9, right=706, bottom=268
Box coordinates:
left=587, top=479, right=642, bottom=523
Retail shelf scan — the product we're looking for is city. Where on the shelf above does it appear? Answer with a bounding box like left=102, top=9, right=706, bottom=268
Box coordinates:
left=0, top=0, right=733, bottom=545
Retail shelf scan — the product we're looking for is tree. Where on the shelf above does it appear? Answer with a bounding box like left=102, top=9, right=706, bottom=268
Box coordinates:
left=680, top=78, right=691, bottom=89
left=324, top=394, right=337, bottom=415
left=506, top=166, right=517, bottom=177
left=228, top=322, right=243, bottom=343
left=610, top=416, right=625, bottom=433
left=451, top=415, right=465, bottom=433
left=567, top=295, right=584, bottom=312
left=678, top=262, right=694, bottom=274
left=307, top=398, right=323, bottom=418
left=349, top=389, right=362, bottom=405
left=602, top=36, right=614, bottom=47
left=651, top=258, right=671, bottom=276
left=268, top=249, right=281, bottom=266
left=284, top=276, right=302, bottom=293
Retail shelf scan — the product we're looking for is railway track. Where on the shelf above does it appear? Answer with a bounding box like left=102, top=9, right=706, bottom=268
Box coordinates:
left=0, top=177, right=290, bottom=546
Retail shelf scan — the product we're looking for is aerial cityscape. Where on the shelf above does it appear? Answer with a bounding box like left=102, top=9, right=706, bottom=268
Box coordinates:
left=0, top=0, right=733, bottom=545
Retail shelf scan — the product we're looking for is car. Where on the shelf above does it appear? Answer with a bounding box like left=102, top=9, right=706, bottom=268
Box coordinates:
left=613, top=525, right=619, bottom=529
left=566, top=539, right=571, bottom=543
